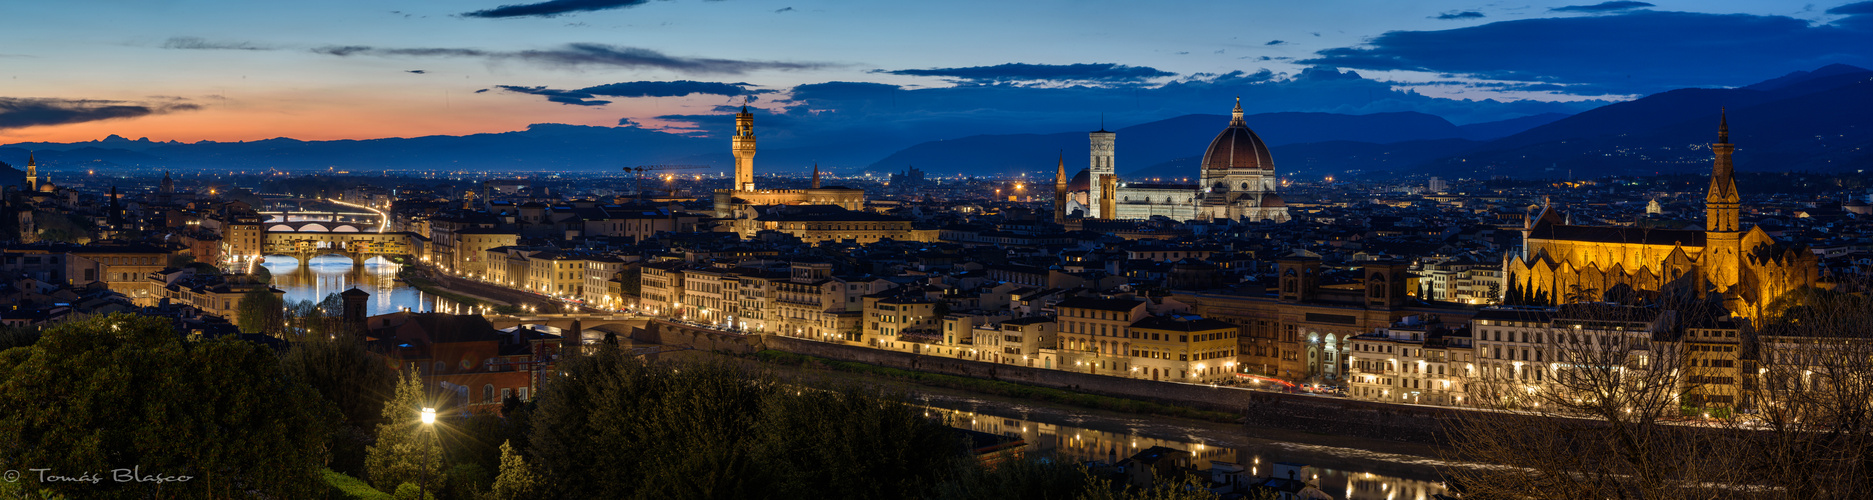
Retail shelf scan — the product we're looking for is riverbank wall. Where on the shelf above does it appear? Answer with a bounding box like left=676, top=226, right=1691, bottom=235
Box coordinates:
left=638, top=318, right=1456, bottom=444
left=635, top=319, right=763, bottom=355
left=762, top=335, right=1456, bottom=444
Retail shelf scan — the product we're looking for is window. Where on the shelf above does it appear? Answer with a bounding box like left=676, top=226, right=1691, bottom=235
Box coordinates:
left=484, top=384, right=495, bottom=402
left=501, top=388, right=512, bottom=401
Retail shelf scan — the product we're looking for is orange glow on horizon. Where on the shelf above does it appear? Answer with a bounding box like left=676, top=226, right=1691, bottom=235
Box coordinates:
left=0, top=89, right=724, bottom=144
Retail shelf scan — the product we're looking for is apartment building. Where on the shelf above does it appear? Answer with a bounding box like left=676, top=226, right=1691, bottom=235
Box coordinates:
left=455, top=228, right=520, bottom=278
left=732, top=269, right=787, bottom=333
left=1056, top=296, right=1149, bottom=376
left=865, top=293, right=941, bottom=352
left=989, top=316, right=1057, bottom=368
left=1681, top=315, right=1743, bottom=412
left=1348, top=317, right=1470, bottom=405
left=579, top=256, right=631, bottom=309
left=682, top=267, right=733, bottom=328
left=940, top=312, right=1010, bottom=360
left=639, top=261, right=687, bottom=318
left=1126, top=314, right=1239, bottom=383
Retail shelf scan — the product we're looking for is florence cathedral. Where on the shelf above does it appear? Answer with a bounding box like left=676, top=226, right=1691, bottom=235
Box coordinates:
left=1059, top=98, right=1291, bottom=223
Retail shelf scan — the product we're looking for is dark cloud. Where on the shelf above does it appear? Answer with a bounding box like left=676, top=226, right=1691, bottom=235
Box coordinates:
left=1303, top=10, right=1873, bottom=95
left=0, top=97, right=200, bottom=130
left=312, top=43, right=825, bottom=74
left=790, top=82, right=901, bottom=102
left=475, top=88, right=491, bottom=93
left=462, top=0, right=651, bottom=19
left=406, top=70, right=428, bottom=74
left=618, top=117, right=641, bottom=127
left=1830, top=1, right=1873, bottom=15
left=582, top=80, right=767, bottom=97
left=692, top=69, right=1591, bottom=141
left=1551, top=1, right=1653, bottom=13
left=498, top=85, right=613, bottom=106
left=775, top=6, right=793, bottom=12
left=881, top=63, right=1174, bottom=86
left=1266, top=40, right=1288, bottom=45
left=314, top=46, right=484, bottom=57
left=161, top=37, right=270, bottom=51
left=499, top=80, right=764, bottom=105
left=1434, top=11, right=1485, bottom=20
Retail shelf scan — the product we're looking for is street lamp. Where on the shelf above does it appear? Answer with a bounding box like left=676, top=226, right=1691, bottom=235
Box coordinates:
left=420, top=407, right=435, bottom=499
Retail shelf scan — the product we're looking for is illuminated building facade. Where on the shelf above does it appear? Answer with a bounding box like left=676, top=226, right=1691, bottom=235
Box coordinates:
left=712, top=106, right=868, bottom=235
left=1066, top=99, right=1291, bottom=223
left=1503, top=115, right=1819, bottom=322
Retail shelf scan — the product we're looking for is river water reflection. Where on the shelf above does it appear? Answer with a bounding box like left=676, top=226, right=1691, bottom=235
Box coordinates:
left=923, top=396, right=1450, bottom=500
left=258, top=255, right=463, bottom=314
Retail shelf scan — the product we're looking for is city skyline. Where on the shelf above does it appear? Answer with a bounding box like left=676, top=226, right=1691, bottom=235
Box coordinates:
left=4, top=0, right=1871, bottom=146
left=6, top=1, right=1873, bottom=498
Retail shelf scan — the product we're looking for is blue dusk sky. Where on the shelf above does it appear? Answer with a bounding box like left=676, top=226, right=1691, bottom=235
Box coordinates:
left=1, top=0, right=1869, bottom=143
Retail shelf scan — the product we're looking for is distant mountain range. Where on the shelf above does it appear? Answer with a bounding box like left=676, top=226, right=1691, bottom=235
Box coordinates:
left=0, top=124, right=722, bottom=174
left=867, top=111, right=1554, bottom=179
left=1418, top=63, right=1873, bottom=179
left=2, top=65, right=1866, bottom=180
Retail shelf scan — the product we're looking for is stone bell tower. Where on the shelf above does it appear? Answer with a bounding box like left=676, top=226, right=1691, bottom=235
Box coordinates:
left=732, top=105, right=757, bottom=191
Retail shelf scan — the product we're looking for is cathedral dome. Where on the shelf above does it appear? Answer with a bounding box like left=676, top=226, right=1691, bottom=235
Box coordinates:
left=1260, top=193, right=1285, bottom=207
left=1068, top=168, right=1092, bottom=192
left=1201, top=99, right=1275, bottom=172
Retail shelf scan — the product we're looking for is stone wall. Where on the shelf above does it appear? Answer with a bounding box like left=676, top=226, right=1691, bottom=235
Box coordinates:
left=634, top=325, right=1459, bottom=444
left=764, top=335, right=1460, bottom=444
left=637, top=320, right=761, bottom=355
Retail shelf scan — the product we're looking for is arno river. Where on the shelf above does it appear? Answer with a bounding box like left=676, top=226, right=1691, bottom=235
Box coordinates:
left=258, top=255, right=465, bottom=314
left=921, top=391, right=1452, bottom=499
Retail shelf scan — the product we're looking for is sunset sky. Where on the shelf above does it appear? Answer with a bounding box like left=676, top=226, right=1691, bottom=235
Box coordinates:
left=3, top=0, right=1869, bottom=144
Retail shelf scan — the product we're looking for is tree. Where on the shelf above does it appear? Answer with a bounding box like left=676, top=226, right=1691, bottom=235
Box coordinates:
left=0, top=313, right=336, bottom=498
left=617, top=266, right=642, bottom=296
left=1743, top=283, right=1873, bottom=499
left=287, top=292, right=351, bottom=339
left=1563, top=284, right=1600, bottom=304
left=927, top=456, right=1086, bottom=500
left=393, top=483, right=436, bottom=500
left=527, top=348, right=971, bottom=499
left=365, top=371, right=440, bottom=492
left=1453, top=274, right=1873, bottom=498
left=1449, top=308, right=1728, bottom=498
left=31, top=211, right=94, bottom=243
left=236, top=285, right=286, bottom=335
left=488, top=440, right=540, bottom=500
left=0, top=324, right=39, bottom=352
left=186, top=262, right=221, bottom=275
left=1504, top=279, right=1526, bottom=306
left=281, top=333, right=397, bottom=477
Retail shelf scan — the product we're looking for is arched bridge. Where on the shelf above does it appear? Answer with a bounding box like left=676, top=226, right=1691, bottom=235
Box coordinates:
left=263, top=231, right=425, bottom=266
left=486, top=314, right=651, bottom=345
left=266, top=220, right=376, bottom=233
left=485, top=313, right=649, bottom=333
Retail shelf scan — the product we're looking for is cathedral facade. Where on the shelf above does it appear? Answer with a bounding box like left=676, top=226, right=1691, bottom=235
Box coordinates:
left=1503, top=115, right=1818, bottom=323
left=1062, top=99, right=1289, bottom=223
